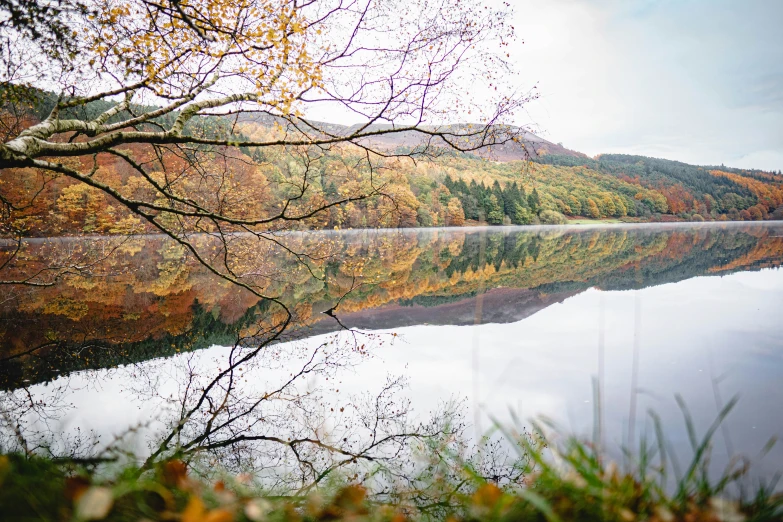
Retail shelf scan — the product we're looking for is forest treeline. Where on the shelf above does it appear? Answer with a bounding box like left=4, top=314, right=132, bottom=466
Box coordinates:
left=4, top=96, right=783, bottom=236
left=3, top=225, right=783, bottom=389
left=434, top=153, right=783, bottom=226
left=534, top=154, right=783, bottom=221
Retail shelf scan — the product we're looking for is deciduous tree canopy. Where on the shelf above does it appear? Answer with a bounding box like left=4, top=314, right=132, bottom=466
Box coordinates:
left=1, top=0, right=529, bottom=316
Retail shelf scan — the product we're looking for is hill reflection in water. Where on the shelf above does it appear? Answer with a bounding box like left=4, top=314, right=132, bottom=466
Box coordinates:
left=2, top=223, right=783, bottom=486
left=2, top=223, right=783, bottom=389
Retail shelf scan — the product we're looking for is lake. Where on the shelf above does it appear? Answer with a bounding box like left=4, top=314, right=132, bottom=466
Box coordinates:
left=2, top=222, right=783, bottom=486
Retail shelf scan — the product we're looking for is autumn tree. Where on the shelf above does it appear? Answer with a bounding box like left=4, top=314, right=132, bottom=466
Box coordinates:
left=748, top=205, right=764, bottom=221
left=445, top=197, right=465, bottom=226
left=485, top=194, right=504, bottom=225
left=587, top=198, right=600, bottom=218
left=0, top=0, right=541, bottom=486
left=0, top=0, right=532, bottom=300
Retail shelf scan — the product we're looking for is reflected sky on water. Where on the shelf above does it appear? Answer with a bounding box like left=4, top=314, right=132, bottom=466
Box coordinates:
left=3, top=223, right=783, bottom=484
left=32, top=265, right=783, bottom=478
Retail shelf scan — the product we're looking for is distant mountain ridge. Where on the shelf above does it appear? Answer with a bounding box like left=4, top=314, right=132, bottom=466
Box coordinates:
left=235, top=113, right=587, bottom=161
left=4, top=89, right=783, bottom=238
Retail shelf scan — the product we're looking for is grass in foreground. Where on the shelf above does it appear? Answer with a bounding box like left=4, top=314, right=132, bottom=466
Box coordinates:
left=2, top=398, right=782, bottom=522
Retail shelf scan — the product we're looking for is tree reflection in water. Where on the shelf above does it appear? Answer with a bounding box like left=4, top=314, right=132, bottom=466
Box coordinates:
left=2, top=223, right=783, bottom=492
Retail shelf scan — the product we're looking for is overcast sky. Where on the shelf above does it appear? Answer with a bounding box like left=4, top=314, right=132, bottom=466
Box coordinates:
left=511, top=0, right=783, bottom=171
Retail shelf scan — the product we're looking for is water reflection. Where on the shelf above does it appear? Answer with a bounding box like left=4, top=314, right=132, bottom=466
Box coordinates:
left=2, top=223, right=783, bottom=486
left=4, top=223, right=783, bottom=389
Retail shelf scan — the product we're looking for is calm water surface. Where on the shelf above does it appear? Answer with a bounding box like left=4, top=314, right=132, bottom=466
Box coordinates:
left=2, top=222, right=783, bottom=482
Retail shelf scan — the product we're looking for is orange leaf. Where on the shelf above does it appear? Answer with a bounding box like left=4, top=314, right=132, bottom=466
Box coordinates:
left=182, top=496, right=206, bottom=522
left=472, top=483, right=502, bottom=508
left=204, top=509, right=234, bottom=522
left=163, top=460, right=188, bottom=487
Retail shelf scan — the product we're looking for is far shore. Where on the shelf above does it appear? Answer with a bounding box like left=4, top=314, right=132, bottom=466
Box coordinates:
left=3, top=219, right=783, bottom=247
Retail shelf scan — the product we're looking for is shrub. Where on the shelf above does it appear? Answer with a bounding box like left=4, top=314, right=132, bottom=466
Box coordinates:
left=539, top=210, right=568, bottom=225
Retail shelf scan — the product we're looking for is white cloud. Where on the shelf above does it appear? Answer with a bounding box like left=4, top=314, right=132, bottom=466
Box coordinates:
left=510, top=0, right=783, bottom=170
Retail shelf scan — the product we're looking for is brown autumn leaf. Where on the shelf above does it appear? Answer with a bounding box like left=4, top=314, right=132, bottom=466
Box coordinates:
left=162, top=460, right=188, bottom=488
left=64, top=475, right=91, bottom=503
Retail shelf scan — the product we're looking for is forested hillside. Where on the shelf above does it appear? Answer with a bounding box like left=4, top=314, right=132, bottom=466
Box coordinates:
left=4, top=96, right=783, bottom=236
left=534, top=154, right=783, bottom=221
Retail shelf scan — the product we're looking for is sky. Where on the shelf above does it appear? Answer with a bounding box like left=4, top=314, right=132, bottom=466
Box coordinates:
left=510, top=0, right=783, bottom=171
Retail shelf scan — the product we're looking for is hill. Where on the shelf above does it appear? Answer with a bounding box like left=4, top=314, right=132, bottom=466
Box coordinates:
left=428, top=154, right=782, bottom=225
left=235, top=113, right=587, bottom=161
left=3, top=94, right=783, bottom=236
left=531, top=154, right=783, bottom=221
left=231, top=116, right=783, bottom=226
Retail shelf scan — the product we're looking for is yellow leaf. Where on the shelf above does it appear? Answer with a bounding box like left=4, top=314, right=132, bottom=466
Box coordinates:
left=182, top=496, right=206, bottom=522
left=204, top=509, right=233, bottom=522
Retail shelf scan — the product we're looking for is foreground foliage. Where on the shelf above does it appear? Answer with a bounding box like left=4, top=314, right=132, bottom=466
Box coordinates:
left=3, top=410, right=782, bottom=522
